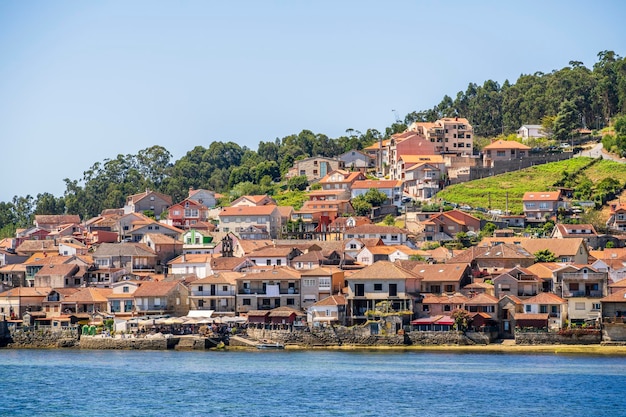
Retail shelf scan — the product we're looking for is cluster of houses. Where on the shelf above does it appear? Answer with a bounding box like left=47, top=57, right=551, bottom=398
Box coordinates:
left=1, top=118, right=625, bottom=341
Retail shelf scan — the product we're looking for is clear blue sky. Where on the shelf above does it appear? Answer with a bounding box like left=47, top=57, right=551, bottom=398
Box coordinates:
left=1, top=0, right=625, bottom=203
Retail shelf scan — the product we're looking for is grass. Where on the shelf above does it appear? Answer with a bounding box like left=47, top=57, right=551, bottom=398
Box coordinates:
left=436, top=157, right=622, bottom=214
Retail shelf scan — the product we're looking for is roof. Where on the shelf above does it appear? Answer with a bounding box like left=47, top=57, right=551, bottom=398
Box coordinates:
left=524, top=292, right=566, bottom=305
left=312, top=295, right=346, bottom=307
left=420, top=293, right=469, bottom=304
left=0, top=287, right=51, bottom=297
left=465, top=293, right=499, bottom=305
left=448, top=244, right=533, bottom=264
left=483, top=140, right=531, bottom=150
left=348, top=261, right=422, bottom=280
left=351, top=180, right=403, bottom=190
left=193, top=272, right=242, bottom=285
left=601, top=289, right=626, bottom=302
left=143, top=233, right=182, bottom=245
left=515, top=313, right=550, bottom=321
left=93, top=242, right=157, bottom=257
left=219, top=205, right=278, bottom=216
left=63, top=287, right=112, bottom=303
left=413, top=264, right=467, bottom=282
left=268, top=306, right=303, bottom=317
left=35, top=214, right=81, bottom=225
left=553, top=223, right=597, bottom=237
left=345, top=224, right=407, bottom=235
left=133, top=281, right=182, bottom=297
left=126, top=190, right=172, bottom=205
left=399, top=154, right=444, bottom=164
left=522, top=191, right=561, bottom=201
left=34, top=263, right=79, bottom=277
left=249, top=246, right=300, bottom=257
left=240, top=267, right=301, bottom=281
left=520, top=238, right=586, bottom=257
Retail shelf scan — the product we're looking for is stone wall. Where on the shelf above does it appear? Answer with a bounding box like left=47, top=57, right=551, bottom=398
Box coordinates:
left=515, top=331, right=601, bottom=345
left=247, top=327, right=484, bottom=347
left=8, top=327, right=79, bottom=349
left=78, top=335, right=179, bottom=350
left=602, top=323, right=626, bottom=342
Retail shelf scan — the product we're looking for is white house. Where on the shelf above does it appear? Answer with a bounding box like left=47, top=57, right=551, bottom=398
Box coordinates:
left=517, top=124, right=546, bottom=141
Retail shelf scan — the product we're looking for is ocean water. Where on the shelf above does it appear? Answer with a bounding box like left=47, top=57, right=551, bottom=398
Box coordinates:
left=0, top=349, right=624, bottom=417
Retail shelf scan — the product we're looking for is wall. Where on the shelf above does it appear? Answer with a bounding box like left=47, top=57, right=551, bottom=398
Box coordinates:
left=515, top=330, right=601, bottom=345
left=464, top=153, right=572, bottom=183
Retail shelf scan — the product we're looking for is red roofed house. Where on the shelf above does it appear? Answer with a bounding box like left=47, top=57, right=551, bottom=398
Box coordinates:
left=133, top=281, right=189, bottom=317
left=218, top=205, right=282, bottom=239
left=482, top=140, right=531, bottom=167
left=522, top=292, right=567, bottom=330
left=522, top=191, right=564, bottom=224
left=166, top=198, right=211, bottom=230
left=551, top=223, right=599, bottom=249
left=607, top=202, right=626, bottom=232
left=307, top=294, right=347, bottom=326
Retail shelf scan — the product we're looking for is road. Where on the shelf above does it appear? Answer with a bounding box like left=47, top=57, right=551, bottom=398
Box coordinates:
left=577, top=142, right=624, bottom=162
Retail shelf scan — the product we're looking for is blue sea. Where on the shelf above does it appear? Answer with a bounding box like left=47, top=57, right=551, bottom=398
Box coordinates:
left=1, top=349, right=625, bottom=416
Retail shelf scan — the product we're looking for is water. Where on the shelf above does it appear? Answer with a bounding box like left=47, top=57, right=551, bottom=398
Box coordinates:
left=1, top=349, right=625, bottom=417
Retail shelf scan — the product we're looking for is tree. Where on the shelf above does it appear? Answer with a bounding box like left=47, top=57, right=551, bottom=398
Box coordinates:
left=553, top=99, right=580, bottom=142
left=451, top=309, right=470, bottom=332
left=534, top=249, right=557, bottom=263
left=383, top=214, right=396, bottom=226
left=363, top=188, right=388, bottom=207
left=287, top=175, right=308, bottom=191
left=351, top=195, right=372, bottom=216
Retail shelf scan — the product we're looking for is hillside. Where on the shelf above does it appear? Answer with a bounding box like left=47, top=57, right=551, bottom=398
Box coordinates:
left=436, top=157, right=626, bottom=214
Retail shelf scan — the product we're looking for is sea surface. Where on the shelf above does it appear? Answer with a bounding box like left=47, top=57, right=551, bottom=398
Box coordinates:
left=1, top=349, right=625, bottom=417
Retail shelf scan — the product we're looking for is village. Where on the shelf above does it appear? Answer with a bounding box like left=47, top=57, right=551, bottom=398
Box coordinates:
left=1, top=117, right=626, bottom=349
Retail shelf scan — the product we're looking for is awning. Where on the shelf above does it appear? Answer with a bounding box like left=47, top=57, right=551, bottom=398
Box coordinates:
left=186, top=310, right=214, bottom=318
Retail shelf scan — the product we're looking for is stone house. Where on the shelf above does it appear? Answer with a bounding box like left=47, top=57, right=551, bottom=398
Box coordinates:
left=124, top=189, right=172, bottom=218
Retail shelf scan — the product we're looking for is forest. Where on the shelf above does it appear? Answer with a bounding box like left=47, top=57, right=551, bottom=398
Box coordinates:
left=1, top=50, right=626, bottom=238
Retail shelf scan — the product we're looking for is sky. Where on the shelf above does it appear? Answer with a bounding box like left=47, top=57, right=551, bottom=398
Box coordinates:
left=1, top=0, right=625, bottom=203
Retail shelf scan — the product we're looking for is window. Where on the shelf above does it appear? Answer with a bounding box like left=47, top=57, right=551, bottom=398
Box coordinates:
left=592, top=303, right=601, bottom=311
left=430, top=285, right=441, bottom=293
left=575, top=302, right=586, bottom=310
left=355, top=284, right=365, bottom=297
left=286, top=298, right=295, bottom=305
left=525, top=305, right=531, bottom=312
left=444, top=285, right=454, bottom=293
left=443, top=305, right=451, bottom=312
left=570, top=283, right=579, bottom=291
left=266, top=260, right=271, bottom=266
left=389, top=283, right=397, bottom=297
left=540, top=305, right=548, bottom=314
left=198, top=286, right=203, bottom=292
left=222, top=286, right=228, bottom=292
left=243, top=299, right=251, bottom=306
left=468, top=306, right=478, bottom=312
left=303, top=279, right=316, bottom=287
left=422, top=305, right=429, bottom=312
left=374, top=283, right=383, bottom=291
left=276, top=259, right=282, bottom=266
left=319, top=278, right=331, bottom=288
left=123, top=286, right=129, bottom=293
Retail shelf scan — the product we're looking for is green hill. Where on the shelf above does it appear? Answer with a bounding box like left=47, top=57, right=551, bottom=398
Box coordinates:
left=436, top=157, right=626, bottom=214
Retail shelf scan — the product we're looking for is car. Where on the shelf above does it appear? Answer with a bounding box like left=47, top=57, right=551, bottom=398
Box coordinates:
left=475, top=207, right=488, bottom=213
left=401, top=197, right=413, bottom=204
left=460, top=205, right=472, bottom=211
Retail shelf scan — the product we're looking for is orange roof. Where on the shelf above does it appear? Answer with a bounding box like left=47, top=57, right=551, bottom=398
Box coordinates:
left=483, top=140, right=531, bottom=150
left=351, top=180, right=402, bottom=189
left=219, top=205, right=278, bottom=216
left=522, top=191, right=561, bottom=201
left=524, top=292, right=566, bottom=304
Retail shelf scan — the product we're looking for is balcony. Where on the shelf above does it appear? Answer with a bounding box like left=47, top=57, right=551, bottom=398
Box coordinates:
left=561, top=273, right=606, bottom=281
left=563, top=290, right=603, bottom=298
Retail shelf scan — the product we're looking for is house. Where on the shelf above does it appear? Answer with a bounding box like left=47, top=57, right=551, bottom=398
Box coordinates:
left=124, top=189, right=172, bottom=218
left=482, top=140, right=531, bottom=167
left=230, top=194, right=277, bottom=207
left=168, top=253, right=254, bottom=279
left=497, top=294, right=524, bottom=338
left=356, top=245, right=397, bottom=265
left=551, top=223, right=599, bottom=249
left=218, top=205, right=282, bottom=239
left=386, top=131, right=436, bottom=179
left=41, top=288, right=80, bottom=317
left=299, top=266, right=344, bottom=309
left=520, top=238, right=590, bottom=265
left=600, top=289, right=626, bottom=342
left=57, top=287, right=112, bottom=319
left=141, top=233, right=183, bottom=271
left=413, top=263, right=472, bottom=295
left=343, top=225, right=410, bottom=246
left=166, top=198, right=210, bottom=230
left=58, top=241, right=88, bottom=257
left=128, top=221, right=182, bottom=243
left=267, top=306, right=306, bottom=327
left=0, top=263, right=27, bottom=290
left=248, top=246, right=303, bottom=269
left=492, top=267, right=541, bottom=298
left=606, top=202, right=626, bottom=232
left=339, top=150, right=373, bottom=172
left=401, top=159, right=444, bottom=200
left=235, top=267, right=302, bottom=314
left=307, top=294, right=347, bottom=326
left=553, top=264, right=607, bottom=325
left=521, top=292, right=567, bottom=330
left=181, top=229, right=219, bottom=255
left=522, top=191, right=564, bottom=224
left=318, top=170, right=367, bottom=200
left=187, top=272, right=239, bottom=316
left=464, top=293, right=499, bottom=321
left=34, top=215, right=82, bottom=231
left=33, top=263, right=82, bottom=288
left=415, top=293, right=468, bottom=319
left=0, top=286, right=51, bottom=319
left=286, top=156, right=345, bottom=181
left=91, top=242, right=158, bottom=274
left=351, top=179, right=404, bottom=207
left=517, top=124, right=546, bottom=140
left=24, top=254, right=69, bottom=287
left=421, top=210, right=481, bottom=242
left=447, top=244, right=535, bottom=276
left=186, top=187, right=217, bottom=208
left=15, top=239, right=58, bottom=257
left=409, top=117, right=474, bottom=156
left=106, top=280, right=143, bottom=317
left=132, top=280, right=189, bottom=317
left=344, top=261, right=421, bottom=325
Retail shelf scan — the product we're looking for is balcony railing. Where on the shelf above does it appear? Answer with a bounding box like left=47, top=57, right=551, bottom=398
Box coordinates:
left=562, top=273, right=606, bottom=281
left=563, top=290, right=603, bottom=298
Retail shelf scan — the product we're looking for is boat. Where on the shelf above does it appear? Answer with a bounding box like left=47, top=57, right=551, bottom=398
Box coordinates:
left=256, top=341, right=285, bottom=349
